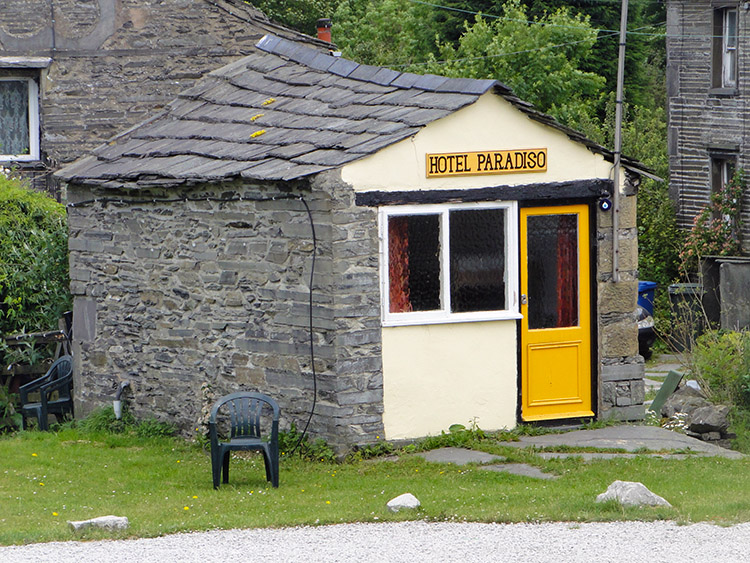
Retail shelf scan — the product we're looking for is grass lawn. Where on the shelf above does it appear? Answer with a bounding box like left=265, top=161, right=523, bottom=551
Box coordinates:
left=2, top=427, right=750, bottom=545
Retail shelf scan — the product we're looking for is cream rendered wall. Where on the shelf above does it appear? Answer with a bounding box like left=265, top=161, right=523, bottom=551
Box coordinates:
left=342, top=91, right=613, bottom=439
left=341, top=92, right=612, bottom=191
left=381, top=321, right=517, bottom=440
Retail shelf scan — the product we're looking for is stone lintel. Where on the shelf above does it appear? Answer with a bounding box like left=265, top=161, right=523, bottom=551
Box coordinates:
left=601, top=363, right=645, bottom=382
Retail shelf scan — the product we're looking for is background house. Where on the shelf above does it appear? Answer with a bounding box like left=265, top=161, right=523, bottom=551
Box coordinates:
left=667, top=0, right=750, bottom=329
left=0, top=0, right=326, bottom=197
left=666, top=0, right=749, bottom=239
left=59, top=35, right=647, bottom=450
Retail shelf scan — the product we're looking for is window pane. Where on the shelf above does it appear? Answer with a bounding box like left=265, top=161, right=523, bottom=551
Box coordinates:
left=0, top=81, right=30, bottom=156
left=726, top=9, right=737, bottom=48
left=527, top=214, right=579, bottom=329
left=724, top=9, right=738, bottom=86
left=388, top=214, right=441, bottom=313
left=449, top=208, right=506, bottom=312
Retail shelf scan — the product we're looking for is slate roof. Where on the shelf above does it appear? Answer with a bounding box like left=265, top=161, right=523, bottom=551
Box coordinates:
left=58, top=34, right=647, bottom=188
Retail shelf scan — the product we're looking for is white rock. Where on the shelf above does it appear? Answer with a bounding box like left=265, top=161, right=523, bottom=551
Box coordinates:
left=596, top=480, right=672, bottom=507
left=387, top=493, right=421, bottom=512
left=68, top=515, right=130, bottom=532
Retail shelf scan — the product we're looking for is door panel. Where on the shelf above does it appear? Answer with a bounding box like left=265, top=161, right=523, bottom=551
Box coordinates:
left=520, top=205, right=593, bottom=421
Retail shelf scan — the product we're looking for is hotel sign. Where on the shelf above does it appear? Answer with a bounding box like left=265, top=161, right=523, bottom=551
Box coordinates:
left=426, top=148, right=547, bottom=178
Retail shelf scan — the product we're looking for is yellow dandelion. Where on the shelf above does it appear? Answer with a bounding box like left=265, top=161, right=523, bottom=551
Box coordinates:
left=52, top=512, right=58, bottom=516
left=192, top=495, right=198, bottom=499
left=184, top=506, right=190, bottom=511
left=32, top=453, right=38, bottom=457
left=39, top=482, right=45, bottom=486
left=326, top=501, right=331, bottom=505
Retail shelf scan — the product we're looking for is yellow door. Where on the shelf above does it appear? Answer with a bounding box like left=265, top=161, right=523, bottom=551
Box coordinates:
left=520, top=205, right=593, bottom=421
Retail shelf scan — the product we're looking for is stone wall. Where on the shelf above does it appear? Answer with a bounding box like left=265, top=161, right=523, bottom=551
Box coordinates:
left=0, top=0, right=323, bottom=194
left=596, top=179, right=645, bottom=420
left=67, top=168, right=644, bottom=444
left=666, top=0, right=750, bottom=250
left=67, top=170, right=383, bottom=450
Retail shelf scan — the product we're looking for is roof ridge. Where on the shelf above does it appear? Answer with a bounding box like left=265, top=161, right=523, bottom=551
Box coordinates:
left=256, top=34, right=497, bottom=96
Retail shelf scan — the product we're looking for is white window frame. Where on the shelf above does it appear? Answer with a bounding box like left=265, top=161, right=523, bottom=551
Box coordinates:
left=379, top=201, right=520, bottom=327
left=0, top=76, right=40, bottom=161
left=711, top=155, right=736, bottom=222
left=722, top=8, right=738, bottom=88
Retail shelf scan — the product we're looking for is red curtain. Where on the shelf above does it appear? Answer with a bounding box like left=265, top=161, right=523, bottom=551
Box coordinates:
left=389, top=217, right=412, bottom=313
left=556, top=215, right=578, bottom=327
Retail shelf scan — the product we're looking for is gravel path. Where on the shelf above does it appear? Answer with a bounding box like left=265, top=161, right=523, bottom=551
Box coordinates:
left=3, top=520, right=750, bottom=563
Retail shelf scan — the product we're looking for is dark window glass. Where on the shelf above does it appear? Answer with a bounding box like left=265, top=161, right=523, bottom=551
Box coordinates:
left=388, top=214, right=441, bottom=312
left=449, top=208, right=506, bottom=312
left=527, top=214, right=578, bottom=329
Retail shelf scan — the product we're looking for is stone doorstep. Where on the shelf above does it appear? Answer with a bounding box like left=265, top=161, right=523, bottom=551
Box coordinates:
left=413, top=445, right=729, bottom=481
left=479, top=463, right=558, bottom=480
left=534, top=452, right=706, bottom=461
left=415, top=447, right=557, bottom=480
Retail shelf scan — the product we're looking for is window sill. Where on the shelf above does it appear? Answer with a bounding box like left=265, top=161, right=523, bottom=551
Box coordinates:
left=709, top=87, right=738, bottom=97
left=0, top=158, right=44, bottom=168
left=382, top=311, right=523, bottom=327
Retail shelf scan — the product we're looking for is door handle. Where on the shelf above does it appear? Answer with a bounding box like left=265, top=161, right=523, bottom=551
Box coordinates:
left=520, top=294, right=528, bottom=305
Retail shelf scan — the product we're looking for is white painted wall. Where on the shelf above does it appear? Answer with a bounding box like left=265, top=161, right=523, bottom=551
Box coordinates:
left=341, top=92, right=613, bottom=191
left=342, top=90, right=614, bottom=440
left=382, top=321, right=518, bottom=439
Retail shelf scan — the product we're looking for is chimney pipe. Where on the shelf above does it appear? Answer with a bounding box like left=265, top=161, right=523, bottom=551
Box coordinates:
left=316, top=18, right=332, bottom=43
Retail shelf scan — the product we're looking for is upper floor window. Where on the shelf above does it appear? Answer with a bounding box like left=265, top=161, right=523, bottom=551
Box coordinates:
left=713, top=6, right=738, bottom=91
left=379, top=202, right=519, bottom=326
left=0, top=76, right=40, bottom=161
left=711, top=154, right=737, bottom=220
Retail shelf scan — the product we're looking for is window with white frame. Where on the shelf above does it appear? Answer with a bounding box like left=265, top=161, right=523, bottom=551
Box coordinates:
left=0, top=76, right=40, bottom=161
left=380, top=201, right=519, bottom=326
left=713, top=5, right=738, bottom=90
left=711, top=154, right=736, bottom=220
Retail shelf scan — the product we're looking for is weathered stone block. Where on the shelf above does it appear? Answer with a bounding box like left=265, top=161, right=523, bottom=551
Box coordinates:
left=597, top=194, right=637, bottom=230
left=600, top=363, right=644, bottom=382
left=601, top=320, right=638, bottom=357
left=599, top=281, right=638, bottom=315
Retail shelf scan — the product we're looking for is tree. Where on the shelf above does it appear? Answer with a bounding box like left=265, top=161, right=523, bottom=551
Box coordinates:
left=248, top=0, right=340, bottom=36
left=332, top=0, right=440, bottom=69
left=424, top=1, right=605, bottom=122
left=0, top=174, right=71, bottom=337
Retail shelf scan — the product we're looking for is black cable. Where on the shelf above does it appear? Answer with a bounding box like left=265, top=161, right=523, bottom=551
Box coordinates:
left=67, top=192, right=319, bottom=453
left=287, top=196, right=317, bottom=456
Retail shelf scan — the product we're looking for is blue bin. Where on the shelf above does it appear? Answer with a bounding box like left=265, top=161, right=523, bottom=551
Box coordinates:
left=638, top=281, right=657, bottom=316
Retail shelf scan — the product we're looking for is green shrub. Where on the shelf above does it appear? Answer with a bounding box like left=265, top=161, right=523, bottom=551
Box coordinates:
left=416, top=421, right=487, bottom=451
left=347, top=439, right=395, bottom=462
left=680, top=170, right=744, bottom=271
left=71, top=405, right=176, bottom=439
left=135, top=416, right=177, bottom=439
left=0, top=175, right=71, bottom=341
left=0, top=383, right=21, bottom=433
left=691, top=330, right=750, bottom=408
left=278, top=422, right=336, bottom=463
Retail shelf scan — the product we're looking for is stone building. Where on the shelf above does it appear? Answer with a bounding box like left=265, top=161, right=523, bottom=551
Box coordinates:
left=0, top=0, right=326, bottom=196
left=666, top=0, right=750, bottom=329
left=666, top=0, right=750, bottom=243
left=58, top=35, right=648, bottom=450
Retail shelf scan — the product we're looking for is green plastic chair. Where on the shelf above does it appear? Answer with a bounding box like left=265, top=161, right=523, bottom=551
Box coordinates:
left=209, top=392, right=280, bottom=489
left=19, top=355, right=73, bottom=431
